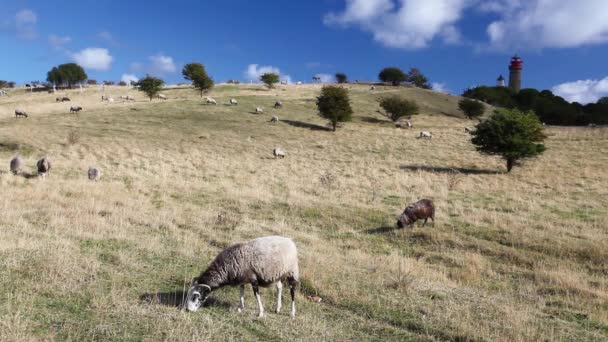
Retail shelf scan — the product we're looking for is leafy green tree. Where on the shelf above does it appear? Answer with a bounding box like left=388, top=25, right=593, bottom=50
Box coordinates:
left=406, top=67, right=431, bottom=89
left=335, top=73, right=348, bottom=84
left=260, top=73, right=280, bottom=89
left=379, top=67, right=407, bottom=86
left=471, top=109, right=546, bottom=172
left=458, top=98, right=485, bottom=120
left=379, top=96, right=419, bottom=122
left=316, top=86, right=353, bottom=131
left=182, top=63, right=214, bottom=97
left=46, top=63, right=87, bottom=88
left=0, top=80, right=7, bottom=88
left=134, top=75, right=164, bottom=101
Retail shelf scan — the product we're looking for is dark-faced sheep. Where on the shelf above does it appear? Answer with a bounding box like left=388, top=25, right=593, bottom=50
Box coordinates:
left=70, top=106, right=83, bottom=113
left=88, top=167, right=101, bottom=181
left=37, top=157, right=51, bottom=178
left=10, top=156, right=23, bottom=175
left=270, top=116, right=279, bottom=123
left=274, top=101, right=283, bottom=109
left=206, top=97, right=217, bottom=105
left=230, top=98, right=238, bottom=105
left=15, top=109, right=28, bottom=118
left=273, top=148, right=285, bottom=159
left=255, top=107, right=264, bottom=114
left=397, top=199, right=435, bottom=228
left=185, top=236, right=299, bottom=317
left=418, top=131, right=432, bottom=139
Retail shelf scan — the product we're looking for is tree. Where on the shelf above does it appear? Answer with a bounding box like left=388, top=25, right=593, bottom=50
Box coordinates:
left=46, top=63, right=87, bottom=88
left=335, top=73, right=348, bottom=84
left=7, top=81, right=16, bottom=88
left=87, top=79, right=98, bottom=85
left=379, top=96, right=419, bottom=122
left=316, top=86, right=353, bottom=131
left=598, top=97, right=608, bottom=105
left=0, top=80, right=7, bottom=88
left=118, top=81, right=127, bottom=86
left=260, top=73, right=280, bottom=89
left=182, top=63, right=214, bottom=97
left=406, top=67, right=431, bottom=89
left=134, top=75, right=164, bottom=101
left=458, top=98, right=485, bottom=120
left=471, top=109, right=546, bottom=172
left=379, top=67, right=407, bottom=86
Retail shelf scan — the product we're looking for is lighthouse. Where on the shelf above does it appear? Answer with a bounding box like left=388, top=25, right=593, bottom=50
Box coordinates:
left=508, top=55, right=523, bottom=92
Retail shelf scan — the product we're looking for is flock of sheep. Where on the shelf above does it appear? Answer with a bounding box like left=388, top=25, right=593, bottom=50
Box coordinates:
left=8, top=155, right=101, bottom=181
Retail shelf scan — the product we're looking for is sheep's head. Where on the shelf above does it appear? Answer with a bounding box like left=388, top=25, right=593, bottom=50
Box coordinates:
left=185, top=280, right=211, bottom=312
left=397, top=208, right=413, bottom=228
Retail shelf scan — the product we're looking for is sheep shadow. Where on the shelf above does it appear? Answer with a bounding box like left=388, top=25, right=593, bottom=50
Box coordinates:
left=365, top=226, right=400, bottom=234
left=400, top=165, right=503, bottom=175
left=139, top=290, right=232, bottom=309
left=281, top=120, right=332, bottom=131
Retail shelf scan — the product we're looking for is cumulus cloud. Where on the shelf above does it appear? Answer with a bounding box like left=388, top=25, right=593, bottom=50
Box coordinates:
left=71, top=48, right=113, bottom=71
left=15, top=9, right=37, bottom=40
left=552, top=77, right=608, bottom=104
left=149, top=54, right=176, bottom=74
left=245, top=64, right=291, bottom=83
left=121, top=74, right=139, bottom=84
left=48, top=34, right=71, bottom=49
left=324, top=0, right=468, bottom=49
left=432, top=82, right=450, bottom=94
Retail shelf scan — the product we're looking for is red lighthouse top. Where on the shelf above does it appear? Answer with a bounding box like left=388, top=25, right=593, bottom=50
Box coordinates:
left=509, top=55, right=523, bottom=70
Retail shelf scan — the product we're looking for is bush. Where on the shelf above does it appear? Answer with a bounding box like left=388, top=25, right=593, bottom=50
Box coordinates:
left=260, top=73, right=280, bottom=89
left=118, top=81, right=127, bottom=86
left=379, top=96, right=419, bottom=122
left=335, top=73, right=348, bottom=84
left=134, top=75, right=164, bottom=101
left=103, top=81, right=115, bottom=86
left=0, top=80, right=7, bottom=88
left=471, top=109, right=546, bottom=172
left=458, top=98, right=485, bottom=120
left=406, top=68, right=431, bottom=89
left=379, top=67, right=406, bottom=86
left=87, top=79, right=97, bottom=85
left=316, top=86, right=353, bottom=132
left=182, top=63, right=214, bottom=97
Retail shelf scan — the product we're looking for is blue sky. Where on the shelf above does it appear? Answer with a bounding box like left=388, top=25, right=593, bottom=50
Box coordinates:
left=2, top=0, right=608, bottom=103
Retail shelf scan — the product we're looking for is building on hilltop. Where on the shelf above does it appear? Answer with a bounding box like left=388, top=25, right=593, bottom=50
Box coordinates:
left=508, top=55, right=523, bottom=92
left=497, top=75, right=505, bottom=87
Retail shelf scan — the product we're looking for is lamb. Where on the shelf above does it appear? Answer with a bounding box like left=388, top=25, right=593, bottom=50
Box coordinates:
left=274, top=101, right=283, bottom=109
left=397, top=199, right=435, bottom=228
left=273, top=147, right=286, bottom=159
left=270, top=116, right=279, bottom=123
left=37, top=157, right=51, bottom=178
left=70, top=106, right=83, bottom=113
left=88, top=167, right=102, bottom=181
left=206, top=97, right=217, bottom=105
left=157, top=94, right=167, bottom=100
left=230, top=98, right=238, bottom=105
left=255, top=107, right=264, bottom=114
left=185, top=236, right=299, bottom=318
left=10, top=156, right=22, bottom=175
left=15, top=109, right=28, bottom=118
left=418, top=131, right=432, bottom=139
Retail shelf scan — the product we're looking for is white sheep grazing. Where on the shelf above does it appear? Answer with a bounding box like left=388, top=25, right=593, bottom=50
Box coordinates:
left=270, top=116, right=279, bottom=123
left=255, top=107, right=264, bottom=114
left=88, top=167, right=102, bottom=181
left=185, top=236, right=299, bottom=317
left=10, top=156, right=22, bottom=175
left=37, top=157, right=51, bottom=177
left=280, top=81, right=288, bottom=85
left=15, top=109, right=28, bottom=118
left=206, top=97, right=217, bottom=105
left=296, top=81, right=303, bottom=85
left=157, top=94, right=167, bottom=100
left=230, top=98, right=238, bottom=105
left=273, top=147, right=286, bottom=159
left=419, top=131, right=433, bottom=139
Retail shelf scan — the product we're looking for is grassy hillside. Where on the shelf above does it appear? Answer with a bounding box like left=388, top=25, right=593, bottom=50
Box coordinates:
left=0, top=84, right=606, bottom=341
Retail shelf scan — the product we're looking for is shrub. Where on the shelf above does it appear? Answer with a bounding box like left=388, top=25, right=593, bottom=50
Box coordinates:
left=260, top=73, right=280, bottom=89
left=182, top=63, right=214, bottom=97
left=87, top=79, right=97, bottom=85
left=316, top=86, right=353, bottom=132
left=335, top=73, right=348, bottom=84
left=379, top=67, right=407, bottom=86
left=379, top=96, right=419, bottom=122
left=406, top=67, right=431, bottom=89
left=458, top=98, right=485, bottom=120
left=118, top=81, right=127, bottom=86
left=0, top=80, right=7, bottom=88
left=471, top=109, right=546, bottom=172
left=134, top=75, right=164, bottom=101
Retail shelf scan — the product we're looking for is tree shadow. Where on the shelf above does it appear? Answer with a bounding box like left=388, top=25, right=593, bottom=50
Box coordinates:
left=400, top=165, right=503, bottom=175
left=140, top=290, right=232, bottom=309
left=365, top=226, right=400, bottom=234
left=360, top=116, right=392, bottom=125
left=21, top=172, right=39, bottom=179
left=281, top=120, right=332, bottom=131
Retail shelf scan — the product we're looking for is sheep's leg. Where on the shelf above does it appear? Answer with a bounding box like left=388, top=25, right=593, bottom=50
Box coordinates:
left=238, top=285, right=245, bottom=313
left=289, top=280, right=296, bottom=317
left=275, top=281, right=283, bottom=314
left=423, top=218, right=428, bottom=226
left=252, top=285, right=264, bottom=317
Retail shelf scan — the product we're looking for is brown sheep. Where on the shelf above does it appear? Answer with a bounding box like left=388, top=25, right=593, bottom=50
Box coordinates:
left=397, top=199, right=435, bottom=228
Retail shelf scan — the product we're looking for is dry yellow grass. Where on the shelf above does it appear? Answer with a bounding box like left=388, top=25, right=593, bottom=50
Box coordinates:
left=0, top=84, right=606, bottom=341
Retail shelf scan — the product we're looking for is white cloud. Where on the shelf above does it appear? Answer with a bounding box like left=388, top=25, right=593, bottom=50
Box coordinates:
left=245, top=64, right=291, bottom=83
left=552, top=77, right=608, bottom=104
left=432, top=82, right=450, bottom=94
left=71, top=48, right=113, bottom=71
left=121, top=74, right=139, bottom=84
left=15, top=9, right=37, bottom=40
left=313, top=73, right=335, bottom=84
left=149, top=54, right=176, bottom=74
left=97, top=31, right=117, bottom=45
left=48, top=34, right=71, bottom=49
left=324, top=0, right=468, bottom=49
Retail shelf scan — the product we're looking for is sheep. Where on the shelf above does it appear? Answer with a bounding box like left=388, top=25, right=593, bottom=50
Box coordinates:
left=274, top=101, right=283, bottom=109
left=37, top=157, right=51, bottom=178
left=102, top=96, right=114, bottom=103
left=464, top=127, right=473, bottom=133
left=230, top=98, right=238, bottom=105
left=396, top=121, right=412, bottom=129
left=70, top=106, right=83, bottom=113
left=206, top=97, right=217, bottom=105
left=15, top=109, right=28, bottom=118
left=296, top=81, right=303, bottom=85
left=273, top=147, right=286, bottom=159
left=126, top=95, right=135, bottom=101
left=418, top=131, right=432, bottom=139
left=185, top=236, right=299, bottom=318
left=397, top=199, right=435, bottom=228
left=0, top=90, right=7, bottom=96
left=88, top=167, right=102, bottom=181
left=255, top=107, right=264, bottom=114
left=370, top=86, right=376, bottom=91
left=157, top=94, right=167, bottom=100
left=280, top=81, right=288, bottom=85
left=10, top=156, right=22, bottom=175
left=56, top=97, right=70, bottom=102
left=270, top=116, right=279, bottom=123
